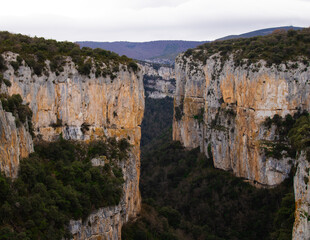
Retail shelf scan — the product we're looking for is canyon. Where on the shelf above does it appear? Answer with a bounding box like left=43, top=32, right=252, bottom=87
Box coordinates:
left=0, top=50, right=144, bottom=239
left=1, top=28, right=310, bottom=239
left=173, top=50, right=310, bottom=239
left=141, top=61, right=175, bottom=99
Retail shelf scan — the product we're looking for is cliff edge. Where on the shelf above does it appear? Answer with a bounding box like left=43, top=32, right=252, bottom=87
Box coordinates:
left=0, top=33, right=144, bottom=240
left=173, top=28, right=310, bottom=239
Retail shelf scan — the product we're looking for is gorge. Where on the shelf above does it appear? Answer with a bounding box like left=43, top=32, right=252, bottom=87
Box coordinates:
left=0, top=28, right=310, bottom=240
left=173, top=28, right=310, bottom=239
left=0, top=32, right=144, bottom=239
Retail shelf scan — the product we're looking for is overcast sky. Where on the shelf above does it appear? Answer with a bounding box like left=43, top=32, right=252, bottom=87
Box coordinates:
left=0, top=0, right=309, bottom=42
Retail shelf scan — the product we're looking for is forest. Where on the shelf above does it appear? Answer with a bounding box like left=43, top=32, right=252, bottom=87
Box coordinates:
left=0, top=31, right=138, bottom=78
left=0, top=137, right=129, bottom=240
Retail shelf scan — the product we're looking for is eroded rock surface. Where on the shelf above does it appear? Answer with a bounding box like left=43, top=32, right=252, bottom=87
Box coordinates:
left=293, top=152, right=310, bottom=240
left=173, top=53, right=310, bottom=186
left=0, top=51, right=145, bottom=240
left=0, top=102, right=33, bottom=178
left=141, top=62, right=175, bottom=98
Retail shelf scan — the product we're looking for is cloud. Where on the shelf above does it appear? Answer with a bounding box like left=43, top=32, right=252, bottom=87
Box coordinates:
left=120, top=0, right=191, bottom=9
left=0, top=0, right=309, bottom=41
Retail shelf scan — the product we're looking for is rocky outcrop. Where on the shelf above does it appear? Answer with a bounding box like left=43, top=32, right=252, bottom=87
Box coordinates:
left=69, top=151, right=140, bottom=240
left=293, top=152, right=310, bottom=240
left=1, top=51, right=144, bottom=239
left=141, top=62, right=175, bottom=99
left=0, top=102, right=33, bottom=178
left=173, top=53, right=310, bottom=186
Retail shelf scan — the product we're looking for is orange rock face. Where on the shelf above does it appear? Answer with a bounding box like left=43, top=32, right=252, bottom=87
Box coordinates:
left=173, top=54, right=310, bottom=186
left=0, top=104, right=33, bottom=178
left=1, top=52, right=145, bottom=240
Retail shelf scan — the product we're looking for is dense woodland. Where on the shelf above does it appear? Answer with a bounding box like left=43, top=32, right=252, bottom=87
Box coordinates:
left=141, top=97, right=174, bottom=146
left=122, top=129, right=296, bottom=240
left=0, top=31, right=138, bottom=78
left=1, top=28, right=310, bottom=240
left=0, top=138, right=130, bottom=240
left=185, top=28, right=310, bottom=66
left=124, top=91, right=310, bottom=240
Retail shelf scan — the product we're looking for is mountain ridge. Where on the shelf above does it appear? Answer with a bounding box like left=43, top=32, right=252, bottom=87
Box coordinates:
left=216, top=26, right=303, bottom=41
left=76, top=26, right=303, bottom=63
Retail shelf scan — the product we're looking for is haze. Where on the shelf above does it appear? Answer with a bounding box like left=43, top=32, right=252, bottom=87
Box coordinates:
left=0, top=0, right=309, bottom=42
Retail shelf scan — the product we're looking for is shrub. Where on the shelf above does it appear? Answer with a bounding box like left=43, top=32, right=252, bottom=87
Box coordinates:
left=0, top=55, right=7, bottom=71
left=123, top=129, right=295, bottom=240
left=0, top=94, right=33, bottom=135
left=288, top=114, right=310, bottom=160
left=0, top=138, right=126, bottom=239
left=128, top=61, right=138, bottom=73
left=261, top=112, right=309, bottom=160
left=10, top=61, right=19, bottom=71
left=188, top=28, right=310, bottom=66
left=0, top=31, right=139, bottom=78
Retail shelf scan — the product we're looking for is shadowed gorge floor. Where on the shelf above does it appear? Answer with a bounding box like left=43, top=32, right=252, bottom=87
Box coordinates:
left=123, top=95, right=296, bottom=240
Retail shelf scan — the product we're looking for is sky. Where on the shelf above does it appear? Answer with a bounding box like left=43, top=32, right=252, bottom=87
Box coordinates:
left=0, top=0, right=309, bottom=42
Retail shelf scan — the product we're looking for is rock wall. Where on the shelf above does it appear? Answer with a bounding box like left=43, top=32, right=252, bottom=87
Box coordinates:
left=1, top=52, right=144, bottom=239
left=173, top=53, right=310, bottom=186
left=141, top=62, right=175, bottom=99
left=69, top=151, right=141, bottom=240
left=293, top=152, right=310, bottom=240
left=0, top=102, right=33, bottom=178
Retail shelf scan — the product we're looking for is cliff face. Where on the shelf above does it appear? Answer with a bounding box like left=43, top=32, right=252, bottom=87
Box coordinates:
left=293, top=152, right=310, bottom=240
left=141, top=62, right=175, bottom=99
left=0, top=102, right=33, bottom=178
left=1, top=52, right=144, bottom=239
left=173, top=53, right=310, bottom=186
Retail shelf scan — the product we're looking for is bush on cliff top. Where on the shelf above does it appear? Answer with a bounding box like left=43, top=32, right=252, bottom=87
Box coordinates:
left=0, top=31, right=138, bottom=77
left=0, top=137, right=129, bottom=240
left=185, top=28, right=310, bottom=66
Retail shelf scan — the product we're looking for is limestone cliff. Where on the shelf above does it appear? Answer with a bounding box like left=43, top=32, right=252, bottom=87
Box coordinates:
left=0, top=101, right=33, bottom=178
left=1, top=51, right=144, bottom=239
left=141, top=62, right=175, bottom=99
left=293, top=152, right=310, bottom=240
left=173, top=53, right=310, bottom=186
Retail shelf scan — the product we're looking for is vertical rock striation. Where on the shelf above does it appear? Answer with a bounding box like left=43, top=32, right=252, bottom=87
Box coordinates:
left=141, top=62, right=176, bottom=99
left=0, top=51, right=145, bottom=239
left=173, top=53, right=310, bottom=186
left=173, top=49, right=310, bottom=239
left=0, top=102, right=33, bottom=178
left=293, top=152, right=310, bottom=240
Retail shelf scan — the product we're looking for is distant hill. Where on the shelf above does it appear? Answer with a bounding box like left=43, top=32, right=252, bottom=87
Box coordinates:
left=76, top=40, right=207, bottom=63
left=216, top=26, right=303, bottom=41
left=77, top=26, right=303, bottom=63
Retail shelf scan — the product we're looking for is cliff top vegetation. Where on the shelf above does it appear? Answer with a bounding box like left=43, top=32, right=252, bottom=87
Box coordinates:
left=0, top=31, right=138, bottom=77
left=184, top=28, right=310, bottom=66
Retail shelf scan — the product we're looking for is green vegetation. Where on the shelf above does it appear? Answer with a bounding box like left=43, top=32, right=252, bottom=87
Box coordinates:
left=123, top=129, right=295, bottom=240
left=0, top=31, right=138, bottom=77
left=270, top=193, right=296, bottom=240
left=0, top=73, right=11, bottom=87
left=174, top=104, right=183, bottom=121
left=0, top=137, right=129, bottom=240
left=193, top=107, right=204, bottom=123
left=50, top=118, right=63, bottom=128
left=0, top=94, right=34, bottom=136
left=185, top=28, right=310, bottom=67
left=141, top=97, right=173, bottom=146
left=288, top=114, right=310, bottom=161
left=261, top=111, right=308, bottom=159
